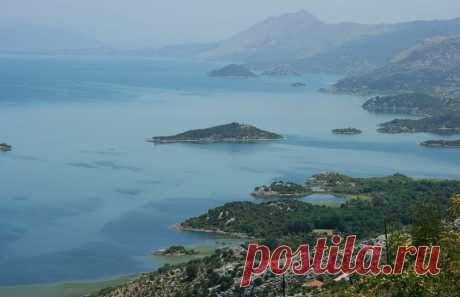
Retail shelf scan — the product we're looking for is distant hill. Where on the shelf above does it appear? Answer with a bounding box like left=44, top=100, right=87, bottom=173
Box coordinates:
left=330, top=35, right=460, bottom=99
left=0, top=24, right=104, bottom=52
left=196, top=11, right=387, bottom=64
left=295, top=18, right=460, bottom=74
left=196, top=11, right=460, bottom=74
left=378, top=111, right=460, bottom=135
left=362, top=93, right=451, bottom=116
left=48, top=42, right=219, bottom=59
left=261, top=64, right=301, bottom=76
left=207, top=64, right=257, bottom=78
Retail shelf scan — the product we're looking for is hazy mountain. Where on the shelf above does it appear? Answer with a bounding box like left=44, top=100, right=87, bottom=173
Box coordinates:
left=330, top=35, right=460, bottom=99
left=48, top=42, right=219, bottom=58
left=196, top=11, right=460, bottom=74
left=0, top=24, right=104, bottom=52
left=129, top=42, right=219, bottom=58
left=197, top=11, right=387, bottom=64
left=295, top=18, right=460, bottom=74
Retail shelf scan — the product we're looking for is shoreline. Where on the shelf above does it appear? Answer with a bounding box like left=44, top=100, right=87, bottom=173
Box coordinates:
left=0, top=276, right=133, bottom=297
left=1, top=233, right=245, bottom=297
left=250, top=191, right=310, bottom=198
left=147, top=137, right=284, bottom=144
left=174, top=224, right=251, bottom=239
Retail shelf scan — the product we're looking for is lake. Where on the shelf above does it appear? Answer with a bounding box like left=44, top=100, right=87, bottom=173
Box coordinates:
left=0, top=55, right=459, bottom=286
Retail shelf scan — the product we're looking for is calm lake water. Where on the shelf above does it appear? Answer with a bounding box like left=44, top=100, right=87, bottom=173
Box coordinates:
left=0, top=55, right=459, bottom=286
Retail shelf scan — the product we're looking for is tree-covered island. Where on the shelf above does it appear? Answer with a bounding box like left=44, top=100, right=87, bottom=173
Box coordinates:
left=251, top=181, right=311, bottom=198
left=148, top=122, right=283, bottom=144
left=378, top=111, right=460, bottom=134
left=0, top=143, right=12, bottom=152
left=332, top=128, right=362, bottom=135
left=421, top=139, right=460, bottom=148
left=152, top=245, right=199, bottom=256
left=252, top=172, right=373, bottom=199
left=362, top=93, right=450, bottom=116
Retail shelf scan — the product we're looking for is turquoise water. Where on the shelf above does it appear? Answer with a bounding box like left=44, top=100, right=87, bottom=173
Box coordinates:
left=0, top=55, right=460, bottom=286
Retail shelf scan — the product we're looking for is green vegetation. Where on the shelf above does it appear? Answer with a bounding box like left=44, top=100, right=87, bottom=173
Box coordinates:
left=89, top=249, right=244, bottom=297
left=149, top=122, right=283, bottom=144
left=319, top=197, right=460, bottom=297
left=183, top=173, right=460, bottom=241
left=153, top=245, right=199, bottom=256
left=252, top=181, right=311, bottom=198
left=330, top=36, right=460, bottom=137
left=421, top=139, right=460, bottom=148
left=91, top=176, right=460, bottom=297
left=378, top=111, right=460, bottom=134
left=332, top=128, right=362, bottom=135
left=207, top=64, right=257, bottom=77
left=362, top=93, right=450, bottom=116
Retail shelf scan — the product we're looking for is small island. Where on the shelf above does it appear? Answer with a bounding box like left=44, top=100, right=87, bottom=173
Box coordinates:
left=207, top=64, right=257, bottom=78
left=0, top=143, right=12, bottom=152
left=261, top=64, right=301, bottom=76
left=251, top=181, right=311, bottom=198
left=291, top=82, right=306, bottom=87
left=420, top=139, right=460, bottom=148
left=148, top=122, right=283, bottom=144
left=152, top=245, right=199, bottom=256
left=332, top=128, right=362, bottom=135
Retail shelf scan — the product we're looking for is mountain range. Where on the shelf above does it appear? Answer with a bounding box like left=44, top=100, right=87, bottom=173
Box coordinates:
left=196, top=11, right=388, bottom=65
left=7, top=11, right=460, bottom=79
left=330, top=35, right=460, bottom=99
left=196, top=11, right=460, bottom=74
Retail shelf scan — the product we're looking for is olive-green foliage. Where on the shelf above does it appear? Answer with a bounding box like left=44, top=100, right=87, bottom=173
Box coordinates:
left=183, top=174, right=460, bottom=241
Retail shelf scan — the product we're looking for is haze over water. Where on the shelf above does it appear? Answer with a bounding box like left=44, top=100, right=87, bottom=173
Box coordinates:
left=0, top=55, right=459, bottom=285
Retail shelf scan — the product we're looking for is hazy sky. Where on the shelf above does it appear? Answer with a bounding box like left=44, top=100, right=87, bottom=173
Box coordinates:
left=2, top=0, right=460, bottom=49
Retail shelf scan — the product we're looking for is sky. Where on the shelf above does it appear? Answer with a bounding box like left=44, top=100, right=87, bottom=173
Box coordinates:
left=2, top=0, right=460, bottom=50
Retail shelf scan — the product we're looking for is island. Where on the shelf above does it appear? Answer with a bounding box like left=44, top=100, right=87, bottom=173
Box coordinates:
left=291, top=82, right=306, bottom=87
left=148, top=122, right=283, bottom=144
left=378, top=111, right=460, bottom=135
left=332, top=128, right=362, bottom=135
left=420, top=139, right=460, bottom=148
left=261, top=64, right=301, bottom=76
left=207, top=64, right=257, bottom=78
left=152, top=245, right=199, bottom=256
left=0, top=143, right=12, bottom=152
left=251, top=181, right=311, bottom=198
left=362, top=93, right=448, bottom=116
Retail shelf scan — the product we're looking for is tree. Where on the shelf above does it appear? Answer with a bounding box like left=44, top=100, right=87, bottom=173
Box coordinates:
left=410, top=202, right=443, bottom=246
left=447, top=193, right=460, bottom=225
left=185, top=263, right=199, bottom=281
